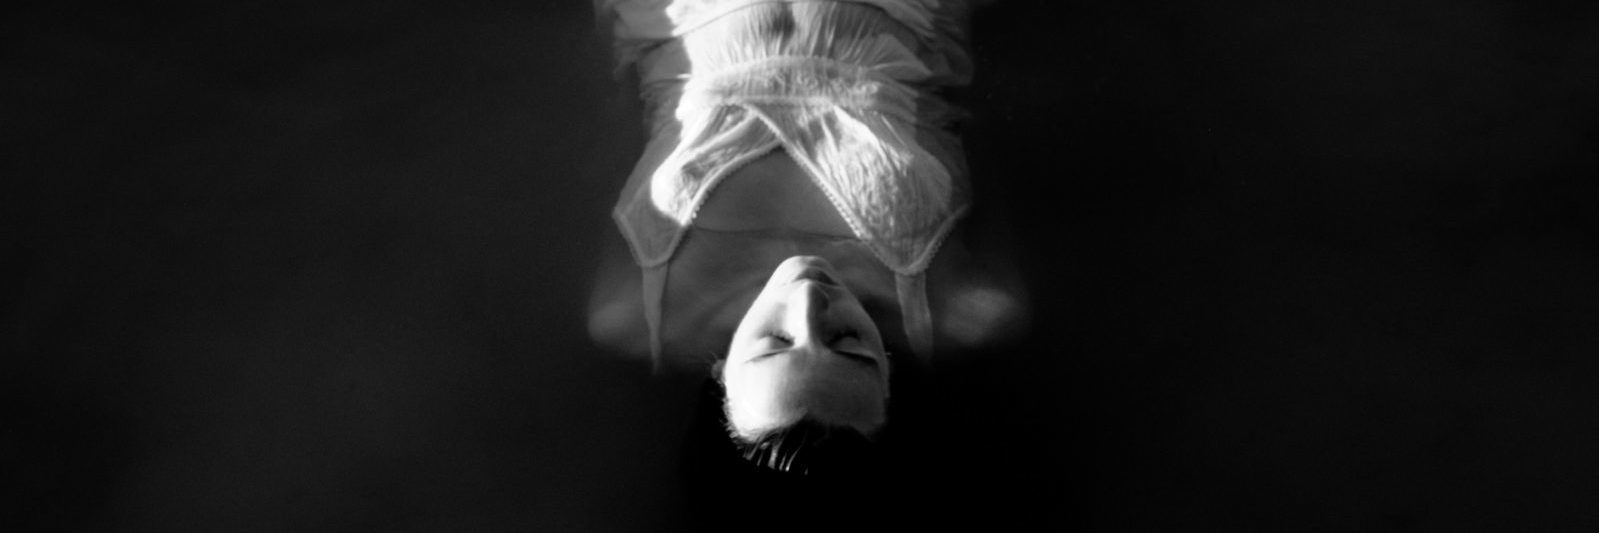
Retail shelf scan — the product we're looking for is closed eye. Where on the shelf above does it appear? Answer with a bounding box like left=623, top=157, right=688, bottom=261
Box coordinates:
left=750, top=332, right=877, bottom=365
left=835, top=350, right=879, bottom=366
left=829, top=332, right=879, bottom=365
left=750, top=333, right=792, bottom=359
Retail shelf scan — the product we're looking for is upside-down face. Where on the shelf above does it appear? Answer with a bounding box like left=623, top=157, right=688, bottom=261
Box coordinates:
left=721, top=256, right=891, bottom=439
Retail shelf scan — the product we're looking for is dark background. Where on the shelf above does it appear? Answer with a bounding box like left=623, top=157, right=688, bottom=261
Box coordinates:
left=5, top=0, right=1598, bottom=531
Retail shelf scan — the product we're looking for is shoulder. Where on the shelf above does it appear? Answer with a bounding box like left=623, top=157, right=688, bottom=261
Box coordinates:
left=587, top=233, right=654, bottom=360
left=925, top=219, right=1032, bottom=352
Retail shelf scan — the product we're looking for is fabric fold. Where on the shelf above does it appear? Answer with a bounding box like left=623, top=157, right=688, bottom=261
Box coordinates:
left=598, top=0, right=976, bottom=364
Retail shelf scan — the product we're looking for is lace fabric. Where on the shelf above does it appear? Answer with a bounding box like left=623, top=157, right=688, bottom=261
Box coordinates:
left=595, top=0, right=978, bottom=364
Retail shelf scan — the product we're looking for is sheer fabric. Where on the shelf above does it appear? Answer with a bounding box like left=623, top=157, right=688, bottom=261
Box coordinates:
left=596, top=0, right=978, bottom=366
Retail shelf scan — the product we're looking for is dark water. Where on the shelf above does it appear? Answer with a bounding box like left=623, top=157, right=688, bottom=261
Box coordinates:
left=6, top=1, right=1599, bottom=531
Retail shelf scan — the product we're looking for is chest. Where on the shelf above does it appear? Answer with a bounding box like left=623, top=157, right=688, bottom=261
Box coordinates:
left=691, top=149, right=856, bottom=237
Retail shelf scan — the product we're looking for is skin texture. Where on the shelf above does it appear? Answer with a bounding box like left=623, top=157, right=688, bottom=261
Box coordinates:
left=721, top=256, right=891, bottom=439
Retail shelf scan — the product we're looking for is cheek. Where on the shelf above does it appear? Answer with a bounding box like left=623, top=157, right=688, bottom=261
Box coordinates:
left=724, top=367, right=805, bottom=433
left=731, top=295, right=782, bottom=339
left=724, top=366, right=782, bottom=415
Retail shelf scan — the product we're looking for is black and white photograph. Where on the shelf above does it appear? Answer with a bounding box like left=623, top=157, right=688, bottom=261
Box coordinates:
left=6, top=1, right=1598, bottom=531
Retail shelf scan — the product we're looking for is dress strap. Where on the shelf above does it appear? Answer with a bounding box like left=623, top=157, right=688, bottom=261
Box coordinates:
left=896, top=272, right=934, bottom=362
left=642, top=264, right=670, bottom=374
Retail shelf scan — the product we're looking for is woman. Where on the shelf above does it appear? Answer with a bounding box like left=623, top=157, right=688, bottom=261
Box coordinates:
left=587, top=0, right=1025, bottom=455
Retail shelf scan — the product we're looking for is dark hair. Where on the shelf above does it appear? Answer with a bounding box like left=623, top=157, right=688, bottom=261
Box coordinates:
left=681, top=380, right=891, bottom=531
left=731, top=416, right=877, bottom=476
left=710, top=356, right=887, bottom=477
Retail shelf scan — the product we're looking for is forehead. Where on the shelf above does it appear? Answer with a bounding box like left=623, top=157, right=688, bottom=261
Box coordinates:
left=744, top=357, right=885, bottom=418
left=731, top=350, right=884, bottom=394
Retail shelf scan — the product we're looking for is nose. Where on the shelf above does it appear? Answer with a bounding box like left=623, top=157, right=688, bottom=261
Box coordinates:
left=783, top=282, right=832, bottom=343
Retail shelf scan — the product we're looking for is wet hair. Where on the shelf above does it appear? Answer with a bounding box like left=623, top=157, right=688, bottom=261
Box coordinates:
left=729, top=416, right=876, bottom=476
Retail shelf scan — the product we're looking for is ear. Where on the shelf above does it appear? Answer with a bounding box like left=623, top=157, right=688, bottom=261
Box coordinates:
left=711, top=358, right=727, bottom=384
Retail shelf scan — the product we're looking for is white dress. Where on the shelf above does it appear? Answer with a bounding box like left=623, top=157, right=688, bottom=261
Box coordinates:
left=596, top=0, right=983, bottom=368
